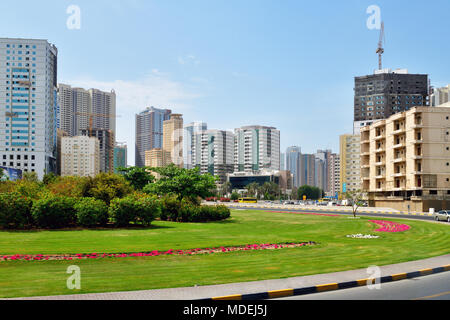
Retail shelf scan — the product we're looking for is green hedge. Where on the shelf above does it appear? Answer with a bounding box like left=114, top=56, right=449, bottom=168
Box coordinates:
left=31, top=195, right=77, bottom=229
left=165, top=202, right=230, bottom=223
left=108, top=194, right=160, bottom=227
left=0, top=192, right=33, bottom=229
left=74, top=198, right=109, bottom=227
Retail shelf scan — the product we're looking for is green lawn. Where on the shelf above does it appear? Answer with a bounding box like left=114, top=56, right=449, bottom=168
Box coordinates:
left=0, top=210, right=449, bottom=298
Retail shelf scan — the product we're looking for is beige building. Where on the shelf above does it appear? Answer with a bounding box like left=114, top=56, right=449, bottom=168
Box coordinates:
left=163, top=114, right=183, bottom=167
left=61, top=136, right=100, bottom=177
left=339, top=134, right=361, bottom=194
left=431, top=84, right=450, bottom=107
left=361, top=106, right=450, bottom=212
left=145, top=148, right=171, bottom=179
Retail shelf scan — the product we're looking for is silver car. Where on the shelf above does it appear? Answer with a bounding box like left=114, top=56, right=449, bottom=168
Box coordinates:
left=434, top=210, right=450, bottom=222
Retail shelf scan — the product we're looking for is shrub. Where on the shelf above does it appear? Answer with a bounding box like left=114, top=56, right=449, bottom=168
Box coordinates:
left=167, top=202, right=231, bottom=223
left=219, top=197, right=230, bottom=202
left=46, top=176, right=86, bottom=198
left=230, top=192, right=240, bottom=201
left=13, top=180, right=44, bottom=200
left=74, top=198, right=109, bottom=227
left=159, top=195, right=181, bottom=221
left=81, top=173, right=133, bottom=205
left=31, top=195, right=77, bottom=229
left=0, top=192, right=33, bottom=229
left=108, top=195, right=160, bottom=227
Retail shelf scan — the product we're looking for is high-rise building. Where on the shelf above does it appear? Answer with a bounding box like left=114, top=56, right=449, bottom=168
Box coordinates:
left=0, top=38, right=58, bottom=179
left=286, top=146, right=301, bottom=187
left=58, top=84, right=116, bottom=137
left=431, top=84, right=450, bottom=107
left=299, top=154, right=315, bottom=187
left=192, top=129, right=234, bottom=184
left=183, top=122, right=207, bottom=169
left=135, top=107, right=171, bottom=167
left=81, top=128, right=114, bottom=173
left=360, top=106, right=450, bottom=212
left=314, top=157, right=325, bottom=190
left=56, top=129, right=69, bottom=175
left=354, top=69, right=428, bottom=134
left=328, top=153, right=340, bottom=197
left=280, top=152, right=285, bottom=171
left=315, top=149, right=333, bottom=192
left=234, top=125, right=280, bottom=173
left=61, top=135, right=100, bottom=177
left=114, top=142, right=127, bottom=173
left=163, top=114, right=183, bottom=167
left=339, top=134, right=361, bottom=193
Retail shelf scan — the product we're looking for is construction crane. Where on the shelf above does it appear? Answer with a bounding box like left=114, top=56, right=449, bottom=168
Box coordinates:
left=376, top=21, right=385, bottom=70
left=74, top=112, right=121, bottom=137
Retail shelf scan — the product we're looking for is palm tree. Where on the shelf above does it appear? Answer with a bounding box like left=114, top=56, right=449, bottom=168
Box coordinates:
left=245, top=182, right=260, bottom=198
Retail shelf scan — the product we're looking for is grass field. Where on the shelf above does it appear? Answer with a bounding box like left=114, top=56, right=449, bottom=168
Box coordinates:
left=0, top=209, right=449, bottom=298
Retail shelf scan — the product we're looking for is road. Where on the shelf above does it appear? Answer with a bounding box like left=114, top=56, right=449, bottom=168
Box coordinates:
left=274, top=270, right=450, bottom=300
left=229, top=205, right=440, bottom=222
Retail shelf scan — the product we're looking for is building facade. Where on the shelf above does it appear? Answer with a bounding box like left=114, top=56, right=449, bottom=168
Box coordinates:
left=339, top=134, right=361, bottom=194
left=0, top=38, right=58, bottom=179
left=328, top=153, right=340, bottom=197
left=114, top=142, right=127, bottom=173
left=354, top=69, right=428, bottom=131
left=135, top=107, right=171, bottom=167
left=61, top=135, right=100, bottom=177
left=286, top=146, right=301, bottom=187
left=183, top=122, right=207, bottom=169
left=299, top=154, right=316, bottom=187
left=361, top=106, right=450, bottom=212
left=234, top=125, right=280, bottom=173
left=431, top=84, right=450, bottom=107
left=192, top=129, right=234, bottom=184
left=163, top=114, right=183, bottom=167
left=81, top=128, right=114, bottom=173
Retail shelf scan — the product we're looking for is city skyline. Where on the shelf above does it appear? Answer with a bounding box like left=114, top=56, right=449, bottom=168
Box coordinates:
left=0, top=0, right=449, bottom=165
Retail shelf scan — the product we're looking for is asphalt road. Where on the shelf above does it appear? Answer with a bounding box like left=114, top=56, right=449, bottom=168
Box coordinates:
left=231, top=205, right=439, bottom=222
left=274, top=270, right=450, bottom=300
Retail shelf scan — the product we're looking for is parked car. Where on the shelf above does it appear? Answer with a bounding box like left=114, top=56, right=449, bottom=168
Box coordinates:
left=433, top=210, right=450, bottom=222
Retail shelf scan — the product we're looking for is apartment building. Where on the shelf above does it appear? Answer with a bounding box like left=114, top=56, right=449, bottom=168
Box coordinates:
left=339, top=134, right=361, bottom=193
left=0, top=38, right=58, bottom=179
left=431, top=84, right=450, bottom=107
left=183, top=122, right=207, bottom=169
left=61, top=135, right=100, bottom=177
left=163, top=114, right=183, bottom=167
left=361, top=106, right=450, bottom=212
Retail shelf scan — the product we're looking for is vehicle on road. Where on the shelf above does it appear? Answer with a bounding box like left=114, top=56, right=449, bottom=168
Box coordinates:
left=433, top=210, right=450, bottom=222
left=238, top=197, right=258, bottom=204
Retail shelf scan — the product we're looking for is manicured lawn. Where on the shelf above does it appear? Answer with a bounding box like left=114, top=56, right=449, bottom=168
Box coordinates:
left=0, top=210, right=449, bottom=298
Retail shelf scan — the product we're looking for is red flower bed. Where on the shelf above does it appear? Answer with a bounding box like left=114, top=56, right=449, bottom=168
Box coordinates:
left=268, top=211, right=340, bottom=217
left=369, top=220, right=410, bottom=232
left=0, top=241, right=316, bottom=262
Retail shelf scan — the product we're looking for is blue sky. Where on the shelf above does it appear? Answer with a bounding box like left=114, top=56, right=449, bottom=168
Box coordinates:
left=1, top=0, right=449, bottom=165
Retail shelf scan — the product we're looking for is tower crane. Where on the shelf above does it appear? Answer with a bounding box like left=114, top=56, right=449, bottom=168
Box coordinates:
left=74, top=112, right=121, bottom=137
left=376, top=22, right=385, bottom=70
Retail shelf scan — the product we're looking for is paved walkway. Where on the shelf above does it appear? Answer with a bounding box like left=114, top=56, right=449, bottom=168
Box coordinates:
left=9, top=254, right=450, bottom=300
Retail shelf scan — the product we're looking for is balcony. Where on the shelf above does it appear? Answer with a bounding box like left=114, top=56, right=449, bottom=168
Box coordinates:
left=374, top=160, right=385, bottom=166
left=411, top=139, right=423, bottom=144
left=392, top=142, right=406, bottom=149
left=411, top=155, right=423, bottom=160
left=374, top=134, right=386, bottom=141
left=374, top=174, right=386, bottom=179
left=391, top=127, right=406, bottom=135
left=391, top=172, right=406, bottom=178
left=375, top=147, right=386, bottom=153
left=392, top=157, right=406, bottom=163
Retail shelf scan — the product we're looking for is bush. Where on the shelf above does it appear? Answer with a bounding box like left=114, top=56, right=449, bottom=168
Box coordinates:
left=109, top=195, right=160, bottom=227
left=81, top=173, right=133, bottom=205
left=0, top=192, right=33, bottom=229
left=159, top=195, right=181, bottom=221
left=31, top=195, right=77, bottom=229
left=46, top=176, right=86, bottom=198
left=167, top=202, right=230, bottom=223
left=74, top=198, right=109, bottom=227
left=230, top=192, right=240, bottom=201
left=219, top=197, right=230, bottom=202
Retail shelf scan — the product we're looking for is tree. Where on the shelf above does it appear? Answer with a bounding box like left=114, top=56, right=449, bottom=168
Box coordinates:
left=230, top=191, right=240, bottom=201
left=43, top=172, right=58, bottom=185
left=259, top=182, right=280, bottom=200
left=297, top=185, right=323, bottom=200
left=118, top=166, right=155, bottom=191
left=220, top=181, right=232, bottom=197
left=143, top=164, right=218, bottom=203
left=245, top=182, right=260, bottom=198
left=343, top=189, right=366, bottom=218
left=21, top=172, right=39, bottom=182
left=81, top=173, right=133, bottom=205
left=0, top=168, right=5, bottom=181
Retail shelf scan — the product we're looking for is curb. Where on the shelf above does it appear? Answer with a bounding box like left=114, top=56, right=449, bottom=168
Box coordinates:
left=199, top=264, right=450, bottom=300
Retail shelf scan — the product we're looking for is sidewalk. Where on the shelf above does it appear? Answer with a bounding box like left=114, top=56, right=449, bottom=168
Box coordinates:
left=9, top=254, right=450, bottom=300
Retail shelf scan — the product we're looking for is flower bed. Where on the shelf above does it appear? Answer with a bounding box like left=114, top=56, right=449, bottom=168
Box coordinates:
left=369, top=220, right=410, bottom=232
left=0, top=241, right=317, bottom=262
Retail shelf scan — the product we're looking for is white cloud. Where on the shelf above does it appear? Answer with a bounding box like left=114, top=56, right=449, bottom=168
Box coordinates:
left=178, top=54, right=200, bottom=65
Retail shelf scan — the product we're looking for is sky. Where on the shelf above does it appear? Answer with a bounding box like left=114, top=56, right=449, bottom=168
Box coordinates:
left=1, top=0, right=449, bottom=165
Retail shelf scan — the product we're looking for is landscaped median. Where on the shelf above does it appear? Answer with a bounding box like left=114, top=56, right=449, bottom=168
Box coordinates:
left=0, top=209, right=448, bottom=299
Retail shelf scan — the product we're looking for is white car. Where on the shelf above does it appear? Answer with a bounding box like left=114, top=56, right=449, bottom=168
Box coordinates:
left=433, top=210, right=450, bottom=222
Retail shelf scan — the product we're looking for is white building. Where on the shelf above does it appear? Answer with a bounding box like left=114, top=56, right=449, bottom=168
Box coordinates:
left=192, top=129, right=234, bottom=184
left=61, top=136, right=100, bottom=177
left=183, top=122, right=207, bottom=169
left=431, top=84, right=450, bottom=107
left=234, top=125, right=280, bottom=173
left=0, top=38, right=58, bottom=179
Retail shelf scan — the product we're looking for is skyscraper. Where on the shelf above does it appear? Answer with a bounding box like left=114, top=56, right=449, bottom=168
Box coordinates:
left=192, top=129, right=234, bottom=184
left=135, top=107, right=171, bottom=167
left=81, top=128, right=114, bottom=173
left=0, top=38, right=58, bottom=179
left=183, top=122, right=207, bottom=169
left=340, top=134, right=361, bottom=193
left=163, top=114, right=183, bottom=167
left=353, top=69, right=428, bottom=134
left=431, top=84, right=450, bottom=107
left=286, top=146, right=301, bottom=187
left=114, top=142, right=127, bottom=173
left=299, top=154, right=315, bottom=187
left=234, top=125, right=280, bottom=173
